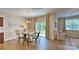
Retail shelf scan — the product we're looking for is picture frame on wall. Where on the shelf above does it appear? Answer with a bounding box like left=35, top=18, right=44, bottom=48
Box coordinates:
left=9, top=21, right=20, bottom=28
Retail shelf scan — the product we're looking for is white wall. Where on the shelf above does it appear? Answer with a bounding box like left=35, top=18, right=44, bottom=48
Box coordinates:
left=0, top=12, right=26, bottom=41
left=55, top=9, right=79, bottom=38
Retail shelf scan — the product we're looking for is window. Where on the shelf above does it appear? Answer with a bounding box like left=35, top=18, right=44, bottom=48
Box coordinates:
left=65, top=18, right=79, bottom=30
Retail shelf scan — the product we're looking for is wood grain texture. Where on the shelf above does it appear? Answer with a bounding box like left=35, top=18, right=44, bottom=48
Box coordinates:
left=0, top=33, right=4, bottom=43
left=0, top=37, right=79, bottom=50
left=0, top=17, right=3, bottom=27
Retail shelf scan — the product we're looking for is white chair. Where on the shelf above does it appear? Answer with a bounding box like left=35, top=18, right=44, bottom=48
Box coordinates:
left=57, top=30, right=66, bottom=40
left=29, top=31, right=40, bottom=42
left=15, top=30, right=24, bottom=43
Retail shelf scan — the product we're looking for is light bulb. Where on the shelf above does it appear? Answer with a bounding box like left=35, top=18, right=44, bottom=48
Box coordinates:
left=29, top=21, right=31, bottom=23
left=26, top=20, right=28, bottom=23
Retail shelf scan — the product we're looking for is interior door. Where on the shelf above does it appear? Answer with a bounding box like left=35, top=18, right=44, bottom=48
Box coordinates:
left=0, top=17, right=4, bottom=43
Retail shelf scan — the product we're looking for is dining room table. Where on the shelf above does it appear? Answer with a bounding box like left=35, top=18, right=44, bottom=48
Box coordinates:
left=22, top=31, right=36, bottom=45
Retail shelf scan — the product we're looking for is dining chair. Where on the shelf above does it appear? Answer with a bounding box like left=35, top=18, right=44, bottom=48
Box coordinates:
left=22, top=33, right=30, bottom=45
left=32, top=31, right=40, bottom=42
left=15, top=31, right=24, bottom=43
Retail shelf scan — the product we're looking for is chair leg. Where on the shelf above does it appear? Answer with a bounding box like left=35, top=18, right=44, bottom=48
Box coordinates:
left=18, top=37, right=20, bottom=43
left=23, top=34, right=27, bottom=45
left=22, top=39, right=26, bottom=45
left=26, top=39, right=29, bottom=44
left=35, top=38, right=37, bottom=43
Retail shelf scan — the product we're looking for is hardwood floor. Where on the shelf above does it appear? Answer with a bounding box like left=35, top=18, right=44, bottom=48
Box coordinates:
left=0, top=37, right=79, bottom=50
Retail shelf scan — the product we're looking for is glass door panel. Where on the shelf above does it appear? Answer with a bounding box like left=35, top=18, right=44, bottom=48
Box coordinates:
left=35, top=21, right=46, bottom=37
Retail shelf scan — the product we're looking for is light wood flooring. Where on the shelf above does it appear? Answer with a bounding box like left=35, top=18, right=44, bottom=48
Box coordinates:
left=0, top=37, right=79, bottom=50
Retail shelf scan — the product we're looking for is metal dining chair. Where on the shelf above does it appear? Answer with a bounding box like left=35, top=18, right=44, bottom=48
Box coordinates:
left=32, top=31, right=40, bottom=42
left=22, top=33, right=30, bottom=45
left=16, top=31, right=24, bottom=43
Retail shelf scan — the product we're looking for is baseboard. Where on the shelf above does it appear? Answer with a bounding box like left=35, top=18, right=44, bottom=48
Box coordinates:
left=4, top=37, right=17, bottom=41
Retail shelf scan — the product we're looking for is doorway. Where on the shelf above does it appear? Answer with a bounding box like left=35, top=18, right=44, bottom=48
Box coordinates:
left=35, top=21, right=46, bottom=37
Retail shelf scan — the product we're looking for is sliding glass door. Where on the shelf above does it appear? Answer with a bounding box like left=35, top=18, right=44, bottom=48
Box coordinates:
left=35, top=21, right=46, bottom=37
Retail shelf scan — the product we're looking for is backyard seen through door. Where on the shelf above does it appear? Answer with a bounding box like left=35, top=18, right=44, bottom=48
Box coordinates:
left=35, top=21, right=46, bottom=37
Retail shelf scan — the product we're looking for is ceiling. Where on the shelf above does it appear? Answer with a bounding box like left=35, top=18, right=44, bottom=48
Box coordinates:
left=0, top=8, right=73, bottom=18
